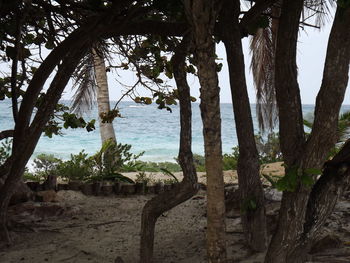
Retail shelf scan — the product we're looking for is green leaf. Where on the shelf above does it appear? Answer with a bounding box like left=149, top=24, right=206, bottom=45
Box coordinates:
left=300, top=175, right=314, bottom=187
left=304, top=168, right=322, bottom=175
left=45, top=41, right=55, bottom=49
left=144, top=97, right=152, bottom=105
left=160, top=168, right=179, bottom=183
left=165, top=69, right=173, bottom=79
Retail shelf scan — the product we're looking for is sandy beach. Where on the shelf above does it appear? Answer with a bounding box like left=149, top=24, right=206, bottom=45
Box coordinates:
left=1, top=162, right=349, bottom=263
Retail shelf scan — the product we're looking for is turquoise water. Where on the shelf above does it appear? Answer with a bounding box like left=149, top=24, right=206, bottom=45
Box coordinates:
left=0, top=100, right=348, bottom=162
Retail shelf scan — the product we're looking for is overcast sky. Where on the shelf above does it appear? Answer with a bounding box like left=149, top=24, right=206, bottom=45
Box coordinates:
left=58, top=18, right=348, bottom=105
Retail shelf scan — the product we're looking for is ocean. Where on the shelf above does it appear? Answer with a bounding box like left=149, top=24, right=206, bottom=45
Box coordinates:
left=0, top=100, right=349, bottom=163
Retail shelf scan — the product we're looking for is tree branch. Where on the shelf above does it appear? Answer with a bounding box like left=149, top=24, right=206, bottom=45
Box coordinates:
left=0, top=130, right=14, bottom=141
left=303, top=6, right=350, bottom=169
left=239, top=0, right=279, bottom=37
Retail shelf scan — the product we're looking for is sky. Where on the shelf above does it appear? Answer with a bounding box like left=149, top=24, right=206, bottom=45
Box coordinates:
left=61, top=17, right=350, bottom=105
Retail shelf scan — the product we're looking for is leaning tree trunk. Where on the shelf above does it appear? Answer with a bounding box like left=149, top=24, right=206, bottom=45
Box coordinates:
left=92, top=47, right=116, bottom=144
left=265, top=3, right=350, bottom=263
left=220, top=0, right=267, bottom=252
left=185, top=1, right=226, bottom=262
left=0, top=45, right=88, bottom=244
left=139, top=35, right=198, bottom=263
left=0, top=19, right=100, bottom=243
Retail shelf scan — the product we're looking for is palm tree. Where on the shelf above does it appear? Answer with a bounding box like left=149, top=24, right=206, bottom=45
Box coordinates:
left=71, top=44, right=116, bottom=145
left=92, top=47, right=117, bottom=144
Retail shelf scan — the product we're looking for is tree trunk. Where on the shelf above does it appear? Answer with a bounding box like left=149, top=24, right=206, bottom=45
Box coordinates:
left=140, top=36, right=198, bottom=263
left=220, top=0, right=267, bottom=252
left=265, top=3, right=350, bottom=263
left=185, top=1, right=226, bottom=261
left=0, top=44, right=88, bottom=244
left=92, top=47, right=116, bottom=144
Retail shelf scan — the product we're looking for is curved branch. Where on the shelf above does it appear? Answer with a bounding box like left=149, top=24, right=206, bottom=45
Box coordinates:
left=140, top=34, right=198, bottom=263
left=0, top=130, right=14, bottom=141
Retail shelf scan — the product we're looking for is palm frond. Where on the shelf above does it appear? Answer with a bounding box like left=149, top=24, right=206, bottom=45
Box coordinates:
left=302, top=0, right=336, bottom=28
left=250, top=12, right=278, bottom=132
left=70, top=41, right=111, bottom=116
left=303, top=119, right=313, bottom=129
left=71, top=51, right=97, bottom=116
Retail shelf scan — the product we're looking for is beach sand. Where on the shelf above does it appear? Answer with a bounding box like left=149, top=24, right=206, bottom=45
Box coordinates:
left=1, top=162, right=349, bottom=263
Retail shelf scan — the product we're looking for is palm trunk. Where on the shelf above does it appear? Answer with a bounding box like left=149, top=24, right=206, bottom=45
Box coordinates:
left=92, top=48, right=116, bottom=144
left=220, top=0, right=267, bottom=252
left=185, top=1, right=226, bottom=261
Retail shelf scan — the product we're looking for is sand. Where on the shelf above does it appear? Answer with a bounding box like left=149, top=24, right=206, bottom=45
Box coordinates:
left=1, top=162, right=349, bottom=263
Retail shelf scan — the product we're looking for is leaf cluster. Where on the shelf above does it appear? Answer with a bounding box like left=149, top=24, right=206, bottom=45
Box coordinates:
left=0, top=139, right=12, bottom=166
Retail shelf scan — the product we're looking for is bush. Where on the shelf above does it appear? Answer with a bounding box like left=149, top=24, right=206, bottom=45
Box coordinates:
left=89, top=140, right=139, bottom=183
left=133, top=160, right=182, bottom=173
left=32, top=153, right=61, bottom=182
left=255, top=132, right=282, bottom=164
left=192, top=154, right=206, bottom=172
left=57, top=150, right=94, bottom=182
left=23, top=168, right=40, bottom=182
left=222, top=146, right=239, bottom=170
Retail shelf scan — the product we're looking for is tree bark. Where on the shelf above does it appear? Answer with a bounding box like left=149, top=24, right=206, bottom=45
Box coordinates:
left=185, top=1, right=226, bottom=261
left=92, top=47, right=117, bottom=144
left=278, top=5, right=350, bottom=261
left=265, top=3, right=350, bottom=263
left=220, top=0, right=267, bottom=252
left=264, top=0, right=306, bottom=262
left=140, top=35, right=198, bottom=263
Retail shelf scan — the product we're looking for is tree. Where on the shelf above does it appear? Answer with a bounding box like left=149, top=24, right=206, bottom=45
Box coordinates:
left=219, top=0, right=272, bottom=251
left=185, top=0, right=226, bottom=261
left=71, top=45, right=117, bottom=145
left=264, top=2, right=350, bottom=262
left=0, top=1, right=171, bottom=244
left=140, top=34, right=199, bottom=263
left=92, top=47, right=117, bottom=144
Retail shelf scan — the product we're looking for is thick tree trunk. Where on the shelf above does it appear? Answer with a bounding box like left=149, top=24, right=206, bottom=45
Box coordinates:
left=278, top=5, right=350, bottom=262
left=140, top=36, right=198, bottom=263
left=265, top=3, right=350, bottom=263
left=220, top=0, right=267, bottom=252
left=186, top=1, right=226, bottom=262
left=92, top=48, right=116, bottom=144
left=264, top=0, right=307, bottom=262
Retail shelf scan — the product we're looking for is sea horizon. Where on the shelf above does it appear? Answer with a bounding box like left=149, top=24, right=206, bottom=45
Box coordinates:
left=1, top=100, right=350, bottom=165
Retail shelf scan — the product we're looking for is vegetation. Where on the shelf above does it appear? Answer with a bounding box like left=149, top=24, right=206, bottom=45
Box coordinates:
left=0, top=139, right=12, bottom=166
left=0, top=1, right=349, bottom=263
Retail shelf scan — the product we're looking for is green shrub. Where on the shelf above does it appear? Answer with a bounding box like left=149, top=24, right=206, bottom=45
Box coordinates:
left=192, top=154, right=206, bottom=172
left=222, top=146, right=239, bottom=170
left=133, top=160, right=181, bottom=173
left=23, top=168, right=41, bottom=182
left=255, top=132, right=282, bottom=164
left=57, top=150, right=94, bottom=182
left=89, top=140, right=138, bottom=183
left=32, top=153, right=61, bottom=182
